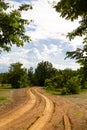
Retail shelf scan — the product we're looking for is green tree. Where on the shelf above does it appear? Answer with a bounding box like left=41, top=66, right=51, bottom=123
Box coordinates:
left=35, top=61, right=57, bottom=86
left=0, top=73, right=9, bottom=84
left=45, top=74, right=63, bottom=90
left=77, top=65, right=87, bottom=88
left=55, top=0, right=87, bottom=56
left=0, top=0, right=32, bottom=52
left=8, top=62, right=29, bottom=88
left=0, top=73, right=3, bottom=84
left=61, top=76, right=82, bottom=95
left=44, top=78, right=57, bottom=90
left=55, top=0, right=87, bottom=85
left=62, top=68, right=77, bottom=85
left=66, top=76, right=82, bottom=94
left=28, top=67, right=36, bottom=86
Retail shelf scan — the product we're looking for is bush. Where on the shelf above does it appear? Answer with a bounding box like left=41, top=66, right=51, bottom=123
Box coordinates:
left=44, top=79, right=57, bottom=90
left=84, top=81, right=87, bottom=89
left=0, top=84, right=12, bottom=89
left=44, top=79, right=53, bottom=90
left=61, top=87, right=69, bottom=95
left=66, top=76, right=81, bottom=94
left=61, top=76, right=82, bottom=95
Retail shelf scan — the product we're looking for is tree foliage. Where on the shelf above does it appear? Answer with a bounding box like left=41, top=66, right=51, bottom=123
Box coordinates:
left=54, top=0, right=87, bottom=84
left=44, top=68, right=80, bottom=94
left=65, top=76, right=81, bottom=94
left=35, top=61, right=57, bottom=86
left=55, top=0, right=87, bottom=63
left=0, top=61, right=86, bottom=94
left=28, top=67, right=36, bottom=86
left=0, top=0, right=32, bottom=52
left=8, top=62, right=29, bottom=88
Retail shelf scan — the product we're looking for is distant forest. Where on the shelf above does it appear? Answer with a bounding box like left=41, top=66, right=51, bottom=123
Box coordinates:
left=0, top=61, right=87, bottom=95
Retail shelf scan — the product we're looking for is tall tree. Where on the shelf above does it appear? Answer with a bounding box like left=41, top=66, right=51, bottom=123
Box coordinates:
left=0, top=0, right=32, bottom=52
left=8, top=62, right=29, bottom=88
left=35, top=61, right=57, bottom=86
left=55, top=0, right=87, bottom=83
left=28, top=67, right=35, bottom=86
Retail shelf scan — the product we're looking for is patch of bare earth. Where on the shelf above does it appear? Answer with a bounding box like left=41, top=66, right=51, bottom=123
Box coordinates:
left=43, top=90, right=87, bottom=130
left=0, top=87, right=87, bottom=130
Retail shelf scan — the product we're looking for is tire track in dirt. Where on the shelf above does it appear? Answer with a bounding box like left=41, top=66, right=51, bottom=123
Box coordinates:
left=63, top=114, right=71, bottom=130
left=28, top=89, right=54, bottom=130
left=0, top=89, right=36, bottom=128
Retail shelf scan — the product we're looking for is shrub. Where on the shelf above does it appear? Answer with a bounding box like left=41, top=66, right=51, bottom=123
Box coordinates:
left=61, top=76, right=82, bottom=95
left=66, top=76, right=82, bottom=94
left=44, top=78, right=57, bottom=90
left=0, top=84, right=12, bottom=89
left=61, top=87, right=69, bottom=95
left=84, top=81, right=87, bottom=89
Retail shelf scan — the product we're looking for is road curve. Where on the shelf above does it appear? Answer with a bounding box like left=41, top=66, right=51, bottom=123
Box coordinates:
left=0, top=89, right=36, bottom=128
left=28, top=89, right=54, bottom=130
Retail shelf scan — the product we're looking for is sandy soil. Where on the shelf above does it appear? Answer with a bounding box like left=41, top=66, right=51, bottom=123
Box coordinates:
left=0, top=87, right=87, bottom=130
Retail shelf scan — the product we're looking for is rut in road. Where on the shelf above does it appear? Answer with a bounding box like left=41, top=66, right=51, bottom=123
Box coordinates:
left=63, top=114, right=71, bottom=130
left=0, top=89, right=36, bottom=128
left=28, top=89, right=54, bottom=130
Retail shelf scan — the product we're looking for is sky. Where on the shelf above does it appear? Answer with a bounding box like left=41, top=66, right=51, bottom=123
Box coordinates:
left=0, top=0, right=83, bottom=72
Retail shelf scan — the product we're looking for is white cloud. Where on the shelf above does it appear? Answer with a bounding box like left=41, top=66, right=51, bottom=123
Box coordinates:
left=23, top=0, right=82, bottom=51
left=53, top=62, right=80, bottom=70
left=0, top=0, right=81, bottom=72
left=26, top=0, right=79, bottom=41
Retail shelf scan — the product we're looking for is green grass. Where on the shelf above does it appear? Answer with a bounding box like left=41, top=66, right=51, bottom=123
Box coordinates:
left=45, top=88, right=61, bottom=95
left=0, top=96, right=6, bottom=101
left=0, top=88, right=10, bottom=95
left=75, top=111, right=84, bottom=116
left=0, top=88, right=13, bottom=104
left=0, top=84, right=12, bottom=89
left=44, top=88, right=87, bottom=98
left=63, top=89, right=87, bottom=98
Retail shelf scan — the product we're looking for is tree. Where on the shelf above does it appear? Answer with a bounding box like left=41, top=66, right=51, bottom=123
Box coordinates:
left=0, top=0, right=32, bottom=52
left=63, top=76, right=81, bottom=94
left=28, top=67, right=36, bottom=86
left=55, top=0, right=87, bottom=55
left=54, top=0, right=87, bottom=85
left=0, top=72, right=9, bottom=84
left=45, top=74, right=63, bottom=90
left=44, top=68, right=77, bottom=90
left=35, top=61, right=57, bottom=86
left=62, top=68, right=77, bottom=85
left=8, top=62, right=29, bottom=88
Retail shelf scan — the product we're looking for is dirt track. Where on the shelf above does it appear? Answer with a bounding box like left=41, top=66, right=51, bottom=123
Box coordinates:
left=0, top=87, right=87, bottom=130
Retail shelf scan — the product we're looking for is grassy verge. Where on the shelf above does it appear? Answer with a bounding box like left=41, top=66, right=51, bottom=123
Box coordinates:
left=44, top=88, right=61, bottom=95
left=65, top=89, right=87, bottom=99
left=0, top=96, right=8, bottom=104
left=0, top=88, right=13, bottom=104
left=0, top=84, right=12, bottom=89
left=44, top=87, right=87, bottom=98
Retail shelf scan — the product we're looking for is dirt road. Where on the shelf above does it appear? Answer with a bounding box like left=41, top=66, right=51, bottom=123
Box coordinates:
left=0, top=87, right=87, bottom=130
left=0, top=88, right=54, bottom=130
left=0, top=89, right=36, bottom=127
left=28, top=89, right=54, bottom=130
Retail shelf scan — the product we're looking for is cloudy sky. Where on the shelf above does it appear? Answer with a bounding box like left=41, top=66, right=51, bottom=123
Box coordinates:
left=0, top=0, right=83, bottom=72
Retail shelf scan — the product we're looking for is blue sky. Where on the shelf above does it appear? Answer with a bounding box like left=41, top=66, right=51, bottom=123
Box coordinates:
left=0, top=0, right=83, bottom=72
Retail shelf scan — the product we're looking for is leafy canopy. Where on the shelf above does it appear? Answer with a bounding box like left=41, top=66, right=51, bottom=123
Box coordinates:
left=0, top=0, right=32, bottom=52
left=54, top=0, right=87, bottom=66
left=35, top=61, right=57, bottom=86
left=8, top=62, right=29, bottom=88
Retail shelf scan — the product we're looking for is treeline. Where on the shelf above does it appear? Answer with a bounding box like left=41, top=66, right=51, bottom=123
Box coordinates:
left=0, top=61, right=87, bottom=94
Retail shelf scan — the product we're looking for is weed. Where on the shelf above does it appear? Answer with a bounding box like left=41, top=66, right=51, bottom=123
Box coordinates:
left=75, top=111, right=83, bottom=116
